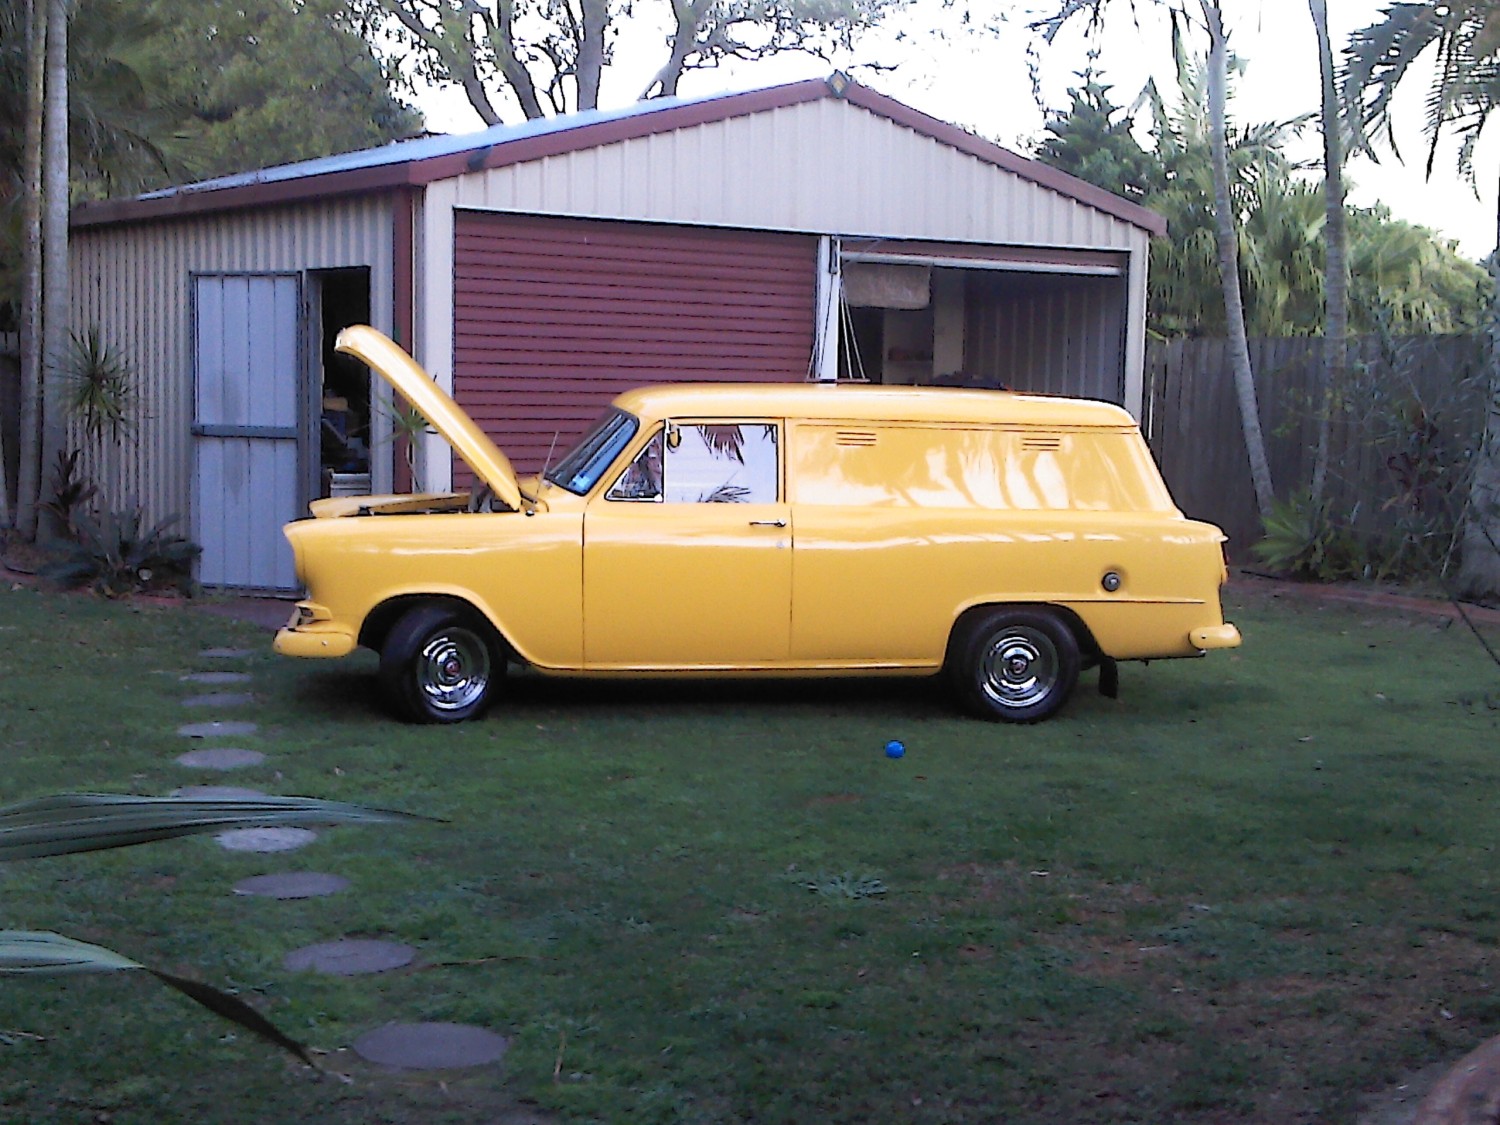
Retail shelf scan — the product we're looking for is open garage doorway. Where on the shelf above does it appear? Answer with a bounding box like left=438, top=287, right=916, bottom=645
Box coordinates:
left=310, top=267, right=373, bottom=499
left=837, top=255, right=1130, bottom=404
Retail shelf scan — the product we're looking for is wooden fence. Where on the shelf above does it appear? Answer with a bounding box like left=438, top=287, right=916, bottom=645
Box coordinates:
left=1144, top=335, right=1490, bottom=561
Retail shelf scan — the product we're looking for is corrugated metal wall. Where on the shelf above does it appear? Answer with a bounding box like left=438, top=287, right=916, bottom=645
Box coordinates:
left=69, top=196, right=395, bottom=525
left=448, top=99, right=1148, bottom=253
left=452, top=212, right=817, bottom=474
left=965, top=272, right=1128, bottom=401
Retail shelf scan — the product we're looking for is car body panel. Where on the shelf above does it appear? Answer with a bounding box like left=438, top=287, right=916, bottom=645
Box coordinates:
left=583, top=499, right=793, bottom=667
left=335, top=325, right=524, bottom=512
left=277, top=328, right=1240, bottom=702
left=283, top=508, right=586, bottom=668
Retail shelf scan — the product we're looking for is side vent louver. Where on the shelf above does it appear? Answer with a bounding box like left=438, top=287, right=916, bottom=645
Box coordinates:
left=1022, top=434, right=1063, bottom=452
left=835, top=430, right=878, bottom=447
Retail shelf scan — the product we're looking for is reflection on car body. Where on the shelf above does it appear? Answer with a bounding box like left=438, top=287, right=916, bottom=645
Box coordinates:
left=275, top=326, right=1240, bottom=724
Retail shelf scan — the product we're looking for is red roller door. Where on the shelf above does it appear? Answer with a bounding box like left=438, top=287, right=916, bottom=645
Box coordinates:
left=452, top=212, right=818, bottom=476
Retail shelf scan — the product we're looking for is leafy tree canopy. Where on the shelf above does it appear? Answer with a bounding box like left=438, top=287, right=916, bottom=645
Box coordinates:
left=0, top=0, right=421, bottom=317
left=1035, top=76, right=1165, bottom=203
left=136, top=0, right=423, bottom=188
left=0, top=0, right=421, bottom=202
left=1034, top=67, right=1490, bottom=338
left=362, top=0, right=905, bottom=125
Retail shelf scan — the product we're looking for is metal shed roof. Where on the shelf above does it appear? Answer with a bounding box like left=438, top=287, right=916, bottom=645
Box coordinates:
left=73, top=76, right=1165, bottom=236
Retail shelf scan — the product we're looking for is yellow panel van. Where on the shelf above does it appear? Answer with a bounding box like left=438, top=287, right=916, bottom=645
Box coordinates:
left=275, top=326, right=1239, bottom=723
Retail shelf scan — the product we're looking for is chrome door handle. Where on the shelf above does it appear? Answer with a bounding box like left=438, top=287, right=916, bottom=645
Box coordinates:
left=749, top=519, right=787, bottom=528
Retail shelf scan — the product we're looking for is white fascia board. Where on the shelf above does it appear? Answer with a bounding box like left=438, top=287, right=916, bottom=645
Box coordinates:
left=417, top=182, right=457, bottom=493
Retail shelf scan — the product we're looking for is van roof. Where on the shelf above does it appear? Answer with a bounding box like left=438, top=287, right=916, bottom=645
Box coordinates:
left=611, top=384, right=1139, bottom=429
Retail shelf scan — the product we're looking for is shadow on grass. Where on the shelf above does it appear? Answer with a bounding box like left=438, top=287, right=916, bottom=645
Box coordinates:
left=290, top=662, right=952, bottom=722
left=283, top=660, right=1231, bottom=725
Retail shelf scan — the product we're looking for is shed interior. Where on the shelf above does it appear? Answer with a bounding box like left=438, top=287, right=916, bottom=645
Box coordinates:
left=839, top=263, right=1128, bottom=403
left=312, top=267, right=373, bottom=497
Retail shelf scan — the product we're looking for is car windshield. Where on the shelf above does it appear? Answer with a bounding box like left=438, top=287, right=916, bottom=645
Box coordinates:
left=545, top=408, right=640, bottom=495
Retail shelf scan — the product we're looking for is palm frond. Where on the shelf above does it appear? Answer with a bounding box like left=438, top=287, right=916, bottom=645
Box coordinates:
left=699, top=425, right=746, bottom=462
left=0, top=793, right=435, bottom=861
left=1343, top=1, right=1443, bottom=157
left=0, top=931, right=142, bottom=974
left=0, top=931, right=315, bottom=1067
left=1343, top=0, right=1500, bottom=184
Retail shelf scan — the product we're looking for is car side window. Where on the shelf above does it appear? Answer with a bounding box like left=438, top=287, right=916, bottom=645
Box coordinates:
left=607, top=422, right=779, bottom=504
left=607, top=430, right=665, bottom=501
left=663, top=423, right=779, bottom=503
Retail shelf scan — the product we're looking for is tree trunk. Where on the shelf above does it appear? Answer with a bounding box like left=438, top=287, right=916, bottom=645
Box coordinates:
left=488, top=0, right=546, bottom=120
left=575, top=0, right=608, bottom=110
left=642, top=0, right=700, bottom=99
left=1204, top=0, right=1275, bottom=521
left=1309, top=0, right=1347, bottom=506
left=37, top=0, right=70, bottom=542
left=15, top=0, right=46, bottom=540
left=1456, top=175, right=1500, bottom=599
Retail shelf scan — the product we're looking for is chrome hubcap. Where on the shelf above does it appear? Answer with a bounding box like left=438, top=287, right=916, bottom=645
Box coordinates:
left=416, top=627, right=491, bottom=713
left=980, top=627, right=1058, bottom=710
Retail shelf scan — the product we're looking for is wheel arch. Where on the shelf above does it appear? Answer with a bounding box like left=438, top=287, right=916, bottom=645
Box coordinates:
left=944, top=601, right=1102, bottom=673
left=361, top=593, right=515, bottom=661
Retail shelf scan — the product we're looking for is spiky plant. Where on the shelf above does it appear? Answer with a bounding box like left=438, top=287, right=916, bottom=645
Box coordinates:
left=0, top=792, right=434, bottom=1067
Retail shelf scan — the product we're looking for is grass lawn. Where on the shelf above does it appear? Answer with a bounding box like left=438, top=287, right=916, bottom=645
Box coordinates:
left=2, top=580, right=1499, bottom=1124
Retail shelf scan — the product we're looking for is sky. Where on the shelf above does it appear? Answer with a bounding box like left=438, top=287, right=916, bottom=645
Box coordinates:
left=409, top=0, right=1498, bottom=260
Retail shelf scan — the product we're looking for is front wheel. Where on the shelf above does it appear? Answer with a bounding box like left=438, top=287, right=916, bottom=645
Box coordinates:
left=378, top=604, right=502, bottom=723
left=949, top=608, right=1080, bottom=723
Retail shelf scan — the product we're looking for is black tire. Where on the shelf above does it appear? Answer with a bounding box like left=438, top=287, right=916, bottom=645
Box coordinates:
left=949, top=608, right=1080, bottom=723
left=378, top=603, right=502, bottom=724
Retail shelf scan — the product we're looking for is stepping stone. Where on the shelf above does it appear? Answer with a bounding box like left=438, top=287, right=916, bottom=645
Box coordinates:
left=176, top=747, right=265, bottom=771
left=178, top=720, right=258, bottom=739
left=200, top=648, right=256, bottom=659
left=284, top=939, right=415, bottom=976
left=180, top=672, right=252, bottom=686
left=171, top=785, right=267, bottom=799
left=216, top=827, right=316, bottom=853
left=234, top=872, right=350, bottom=899
left=352, top=1022, right=508, bottom=1069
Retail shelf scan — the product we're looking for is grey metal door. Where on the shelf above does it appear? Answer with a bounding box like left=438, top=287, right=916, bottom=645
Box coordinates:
left=192, top=274, right=304, bottom=591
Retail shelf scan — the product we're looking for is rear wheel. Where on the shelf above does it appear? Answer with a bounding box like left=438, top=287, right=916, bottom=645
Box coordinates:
left=950, top=608, right=1080, bottom=723
left=378, top=604, right=501, bottom=723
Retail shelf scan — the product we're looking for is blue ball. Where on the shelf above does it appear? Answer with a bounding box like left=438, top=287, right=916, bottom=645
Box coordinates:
left=884, top=740, right=906, bottom=759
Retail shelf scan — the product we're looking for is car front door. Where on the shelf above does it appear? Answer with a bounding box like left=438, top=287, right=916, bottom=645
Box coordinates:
left=583, top=420, right=791, bottom=669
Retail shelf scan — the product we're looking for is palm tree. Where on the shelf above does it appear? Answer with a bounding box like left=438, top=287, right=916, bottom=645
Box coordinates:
left=1036, top=56, right=1486, bottom=339
left=1346, top=0, right=1500, bottom=597
left=2, top=0, right=178, bottom=538
left=1036, top=0, right=1277, bottom=519
left=13, top=0, right=47, bottom=540
left=1346, top=207, right=1489, bottom=333
left=37, top=0, right=69, bottom=543
left=1139, top=46, right=1314, bottom=338
left=1308, top=0, right=1349, bottom=505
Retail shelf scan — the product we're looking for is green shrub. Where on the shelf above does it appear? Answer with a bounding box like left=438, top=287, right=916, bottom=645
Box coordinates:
left=64, top=327, right=137, bottom=439
left=1253, top=488, right=1463, bottom=584
left=1253, top=491, right=1370, bottom=580
left=41, top=507, right=201, bottom=597
left=40, top=449, right=98, bottom=539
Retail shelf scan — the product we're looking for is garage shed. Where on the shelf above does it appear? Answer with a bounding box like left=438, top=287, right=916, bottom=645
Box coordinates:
left=71, top=74, right=1164, bottom=592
